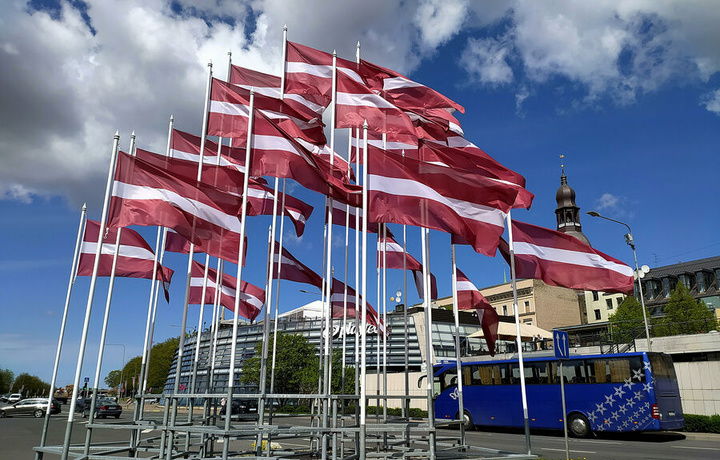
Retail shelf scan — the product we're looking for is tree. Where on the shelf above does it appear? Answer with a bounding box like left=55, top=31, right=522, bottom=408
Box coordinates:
left=13, top=373, right=50, bottom=397
left=608, top=296, right=647, bottom=343
left=146, top=337, right=180, bottom=392
left=241, top=333, right=320, bottom=405
left=0, top=368, right=14, bottom=394
left=654, top=284, right=719, bottom=336
left=330, top=349, right=355, bottom=395
left=105, top=370, right=122, bottom=389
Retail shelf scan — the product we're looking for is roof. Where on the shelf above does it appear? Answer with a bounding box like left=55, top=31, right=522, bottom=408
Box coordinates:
left=645, top=255, right=720, bottom=279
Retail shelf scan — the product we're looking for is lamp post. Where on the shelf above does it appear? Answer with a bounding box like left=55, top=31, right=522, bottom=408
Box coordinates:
left=106, top=343, right=126, bottom=397
left=586, top=211, right=652, bottom=351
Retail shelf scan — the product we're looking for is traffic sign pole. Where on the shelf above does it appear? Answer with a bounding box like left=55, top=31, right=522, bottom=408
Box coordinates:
left=553, top=331, right=570, bottom=460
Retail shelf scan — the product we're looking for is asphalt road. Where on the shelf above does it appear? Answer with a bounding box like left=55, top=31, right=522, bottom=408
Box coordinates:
left=1, top=406, right=718, bottom=460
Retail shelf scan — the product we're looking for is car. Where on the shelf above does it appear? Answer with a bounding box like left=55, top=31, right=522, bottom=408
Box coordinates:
left=0, top=398, right=61, bottom=418
left=76, top=398, right=122, bottom=419
left=219, top=398, right=258, bottom=416
left=6, top=393, right=23, bottom=404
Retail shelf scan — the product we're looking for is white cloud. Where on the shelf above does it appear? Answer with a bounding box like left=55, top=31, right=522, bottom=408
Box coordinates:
left=596, top=193, right=620, bottom=211
left=414, top=0, right=469, bottom=49
left=701, top=89, right=720, bottom=115
left=462, top=1, right=720, bottom=108
left=461, top=36, right=514, bottom=85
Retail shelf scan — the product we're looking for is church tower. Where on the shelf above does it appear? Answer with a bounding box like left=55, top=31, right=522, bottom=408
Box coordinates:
left=554, top=156, right=591, bottom=246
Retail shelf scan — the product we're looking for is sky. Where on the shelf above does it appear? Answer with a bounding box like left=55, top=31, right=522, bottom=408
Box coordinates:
left=1, top=0, right=719, bottom=390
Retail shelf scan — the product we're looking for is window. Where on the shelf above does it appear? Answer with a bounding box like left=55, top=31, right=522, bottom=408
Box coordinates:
left=594, top=309, right=601, bottom=320
left=592, top=291, right=599, bottom=301
left=606, top=299, right=613, bottom=310
left=678, top=274, right=695, bottom=290
left=524, top=300, right=531, bottom=312
left=502, top=305, right=508, bottom=316
left=616, top=297, right=623, bottom=307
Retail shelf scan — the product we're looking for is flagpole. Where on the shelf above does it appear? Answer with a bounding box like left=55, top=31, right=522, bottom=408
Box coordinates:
left=359, top=121, right=368, bottom=459
left=61, top=131, right=120, bottom=460
left=450, top=243, right=466, bottom=445
left=83, top=220, right=124, bottom=456
left=165, top=61, right=213, bottom=460
left=507, top=211, right=532, bottom=455
left=225, top=89, right=254, bottom=459
left=340, top=130, right=353, bottom=458
left=421, top=227, right=436, bottom=459
left=402, top=224, right=409, bottom=424
left=36, top=203, right=86, bottom=460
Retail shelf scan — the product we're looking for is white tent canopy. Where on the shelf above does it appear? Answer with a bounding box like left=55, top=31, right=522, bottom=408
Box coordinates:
left=468, top=322, right=553, bottom=342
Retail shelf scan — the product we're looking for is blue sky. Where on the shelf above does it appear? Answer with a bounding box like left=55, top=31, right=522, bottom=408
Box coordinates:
left=1, top=1, right=719, bottom=389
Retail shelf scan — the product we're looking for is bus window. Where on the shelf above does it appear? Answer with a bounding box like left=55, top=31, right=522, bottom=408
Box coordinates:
left=509, top=362, right=549, bottom=384
left=477, top=366, right=492, bottom=385
left=439, top=368, right=458, bottom=393
left=609, top=359, right=631, bottom=383
left=558, top=360, right=586, bottom=384
left=463, top=366, right=473, bottom=386
left=648, top=353, right=676, bottom=380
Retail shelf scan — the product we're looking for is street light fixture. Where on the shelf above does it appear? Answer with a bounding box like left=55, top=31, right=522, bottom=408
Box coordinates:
left=586, top=211, right=652, bottom=351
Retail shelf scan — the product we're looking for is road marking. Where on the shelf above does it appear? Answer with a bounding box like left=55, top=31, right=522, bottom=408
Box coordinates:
left=543, top=448, right=596, bottom=454
left=672, top=446, right=719, bottom=451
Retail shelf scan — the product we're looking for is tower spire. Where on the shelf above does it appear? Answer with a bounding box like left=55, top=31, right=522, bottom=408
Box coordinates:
left=554, top=155, right=591, bottom=246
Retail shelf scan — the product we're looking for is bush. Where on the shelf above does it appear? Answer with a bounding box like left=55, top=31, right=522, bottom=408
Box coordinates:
left=292, top=405, right=310, bottom=414
left=278, top=405, right=295, bottom=413
left=684, top=414, right=720, bottom=433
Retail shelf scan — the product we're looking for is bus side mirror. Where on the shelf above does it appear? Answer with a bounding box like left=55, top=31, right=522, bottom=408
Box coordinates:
left=417, top=375, right=426, bottom=388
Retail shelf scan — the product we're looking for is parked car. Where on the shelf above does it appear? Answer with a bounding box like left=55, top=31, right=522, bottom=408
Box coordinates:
left=0, top=398, right=61, bottom=418
left=6, top=393, right=23, bottom=404
left=75, top=398, right=122, bottom=419
left=219, top=398, right=258, bottom=415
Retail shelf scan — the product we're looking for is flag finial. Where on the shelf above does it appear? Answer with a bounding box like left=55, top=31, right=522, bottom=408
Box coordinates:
left=82, top=202, right=87, bottom=211
left=559, top=153, right=565, bottom=174
left=114, top=130, right=119, bottom=139
left=169, top=114, right=174, bottom=122
left=283, top=24, right=287, bottom=31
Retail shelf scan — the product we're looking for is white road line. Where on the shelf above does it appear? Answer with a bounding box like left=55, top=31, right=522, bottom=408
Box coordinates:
left=543, top=448, right=597, bottom=454
left=672, top=446, right=719, bottom=451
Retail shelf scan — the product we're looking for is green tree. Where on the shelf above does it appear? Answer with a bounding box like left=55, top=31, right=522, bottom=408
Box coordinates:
left=608, top=296, right=647, bottom=343
left=241, top=333, right=320, bottom=405
left=121, top=357, right=143, bottom=395
left=13, top=373, right=50, bottom=397
left=654, top=284, right=718, bottom=336
left=330, top=348, right=355, bottom=395
left=146, top=336, right=180, bottom=392
left=0, top=368, right=14, bottom=394
left=104, top=370, right=122, bottom=389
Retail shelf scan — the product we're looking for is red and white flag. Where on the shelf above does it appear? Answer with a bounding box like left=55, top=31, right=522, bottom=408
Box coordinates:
left=359, top=58, right=464, bottom=113
left=78, top=219, right=174, bottom=300
left=230, top=64, right=327, bottom=116
left=350, top=131, right=418, bottom=164
left=366, top=145, right=518, bottom=256
left=189, top=261, right=263, bottom=321
left=164, top=229, right=247, bottom=267
left=108, top=151, right=254, bottom=265
left=418, top=140, right=533, bottom=210
left=331, top=201, right=379, bottom=234
left=499, top=220, right=635, bottom=294
left=335, top=71, right=417, bottom=136
left=455, top=269, right=498, bottom=355
left=284, top=41, right=362, bottom=104
left=376, top=234, right=437, bottom=299
left=249, top=112, right=363, bottom=207
left=165, top=134, right=314, bottom=237
left=445, top=136, right=534, bottom=210
left=170, top=129, right=246, bottom=172
left=272, top=241, right=323, bottom=289
left=208, top=77, right=326, bottom=145
left=330, top=278, right=389, bottom=336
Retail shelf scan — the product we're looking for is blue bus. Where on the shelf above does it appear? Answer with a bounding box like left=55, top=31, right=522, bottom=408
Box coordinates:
left=433, top=351, right=684, bottom=437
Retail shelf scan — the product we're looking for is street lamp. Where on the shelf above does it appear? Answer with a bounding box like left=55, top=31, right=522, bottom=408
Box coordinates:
left=586, top=211, right=652, bottom=351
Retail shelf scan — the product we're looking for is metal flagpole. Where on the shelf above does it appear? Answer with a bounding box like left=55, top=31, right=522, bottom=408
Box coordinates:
left=36, top=203, right=86, bottom=460
left=83, top=222, right=124, bottom=456
left=83, top=132, right=137, bottom=456
left=375, top=237, right=381, bottom=421
left=60, top=131, right=120, bottom=460
left=421, top=227, right=436, bottom=459
left=400, top=150, right=410, bottom=424
left=223, top=90, right=254, bottom=459
left=507, top=211, right=532, bottom=455
left=256, top=224, right=274, bottom=456
left=450, top=244, right=466, bottom=445
left=165, top=61, right=213, bottom=460
left=338, top=129, right=352, bottom=458
left=359, top=121, right=369, bottom=459
left=353, top=126, right=361, bottom=453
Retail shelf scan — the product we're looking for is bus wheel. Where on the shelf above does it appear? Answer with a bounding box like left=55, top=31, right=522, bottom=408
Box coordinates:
left=568, top=413, right=591, bottom=438
left=459, top=410, right=474, bottom=431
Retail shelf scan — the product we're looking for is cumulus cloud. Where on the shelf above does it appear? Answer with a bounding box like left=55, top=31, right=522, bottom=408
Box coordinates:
left=596, top=193, right=620, bottom=211
left=461, top=36, right=514, bottom=85
left=702, top=89, right=720, bottom=115
left=462, top=1, right=720, bottom=108
left=414, top=0, right=469, bottom=49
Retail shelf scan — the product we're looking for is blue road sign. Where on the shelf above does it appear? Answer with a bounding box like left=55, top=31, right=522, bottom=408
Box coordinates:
left=553, top=330, right=569, bottom=359
left=84, top=377, right=90, bottom=383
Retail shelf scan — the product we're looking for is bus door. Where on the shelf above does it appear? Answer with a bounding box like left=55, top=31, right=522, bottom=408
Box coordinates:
left=432, top=367, right=459, bottom=423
